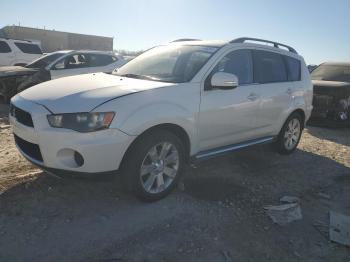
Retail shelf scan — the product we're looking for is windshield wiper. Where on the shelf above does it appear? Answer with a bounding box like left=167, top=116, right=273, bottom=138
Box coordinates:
left=119, top=73, right=160, bottom=81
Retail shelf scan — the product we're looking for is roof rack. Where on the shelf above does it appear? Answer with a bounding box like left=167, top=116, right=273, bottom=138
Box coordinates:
left=171, top=38, right=201, bottom=43
left=230, top=37, right=297, bottom=54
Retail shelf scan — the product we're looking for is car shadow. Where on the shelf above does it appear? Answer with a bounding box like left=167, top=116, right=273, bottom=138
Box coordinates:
left=306, top=125, right=350, bottom=147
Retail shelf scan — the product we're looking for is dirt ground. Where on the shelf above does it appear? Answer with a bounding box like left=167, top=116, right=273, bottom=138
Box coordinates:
left=0, top=103, right=349, bottom=262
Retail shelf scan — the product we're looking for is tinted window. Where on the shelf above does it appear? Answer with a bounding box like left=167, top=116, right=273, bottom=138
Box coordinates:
left=285, top=56, right=301, bottom=81
left=87, top=54, right=115, bottom=67
left=253, top=50, right=287, bottom=83
left=0, top=41, right=11, bottom=53
left=14, top=42, right=42, bottom=54
left=211, top=49, right=253, bottom=85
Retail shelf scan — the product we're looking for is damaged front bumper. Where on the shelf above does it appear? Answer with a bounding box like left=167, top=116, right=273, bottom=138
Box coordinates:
left=309, top=81, right=350, bottom=127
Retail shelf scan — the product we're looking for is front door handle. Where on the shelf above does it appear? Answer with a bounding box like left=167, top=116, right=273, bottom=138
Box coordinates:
left=247, top=93, right=259, bottom=101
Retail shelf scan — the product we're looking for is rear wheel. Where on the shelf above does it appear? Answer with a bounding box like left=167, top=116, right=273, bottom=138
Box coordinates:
left=275, top=112, right=303, bottom=155
left=121, top=130, right=185, bottom=201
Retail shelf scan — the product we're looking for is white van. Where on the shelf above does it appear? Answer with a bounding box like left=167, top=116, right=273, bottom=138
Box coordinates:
left=0, top=38, right=43, bottom=66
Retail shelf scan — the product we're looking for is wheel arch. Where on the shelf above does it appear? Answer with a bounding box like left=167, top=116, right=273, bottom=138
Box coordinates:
left=120, top=123, right=192, bottom=170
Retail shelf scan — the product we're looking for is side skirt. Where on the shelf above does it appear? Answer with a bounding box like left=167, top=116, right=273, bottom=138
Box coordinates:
left=194, top=136, right=275, bottom=161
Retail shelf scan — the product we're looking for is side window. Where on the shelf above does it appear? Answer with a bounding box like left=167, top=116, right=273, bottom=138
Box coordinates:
left=53, top=54, right=88, bottom=70
left=253, top=50, right=287, bottom=83
left=14, top=42, right=42, bottom=54
left=86, top=54, right=115, bottom=67
left=0, top=41, right=11, bottom=53
left=285, top=56, right=301, bottom=81
left=211, top=49, right=253, bottom=85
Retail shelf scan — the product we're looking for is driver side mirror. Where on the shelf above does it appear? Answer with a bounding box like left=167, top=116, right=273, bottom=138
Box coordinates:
left=211, top=72, right=239, bottom=90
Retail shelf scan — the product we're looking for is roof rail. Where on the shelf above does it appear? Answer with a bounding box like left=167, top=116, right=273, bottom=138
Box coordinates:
left=230, top=37, right=297, bottom=54
left=0, top=37, right=33, bottom=43
left=171, top=38, right=201, bottom=43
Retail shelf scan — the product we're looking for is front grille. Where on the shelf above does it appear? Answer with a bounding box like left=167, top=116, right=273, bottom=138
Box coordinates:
left=10, top=104, right=34, bottom=127
left=14, top=134, right=43, bottom=162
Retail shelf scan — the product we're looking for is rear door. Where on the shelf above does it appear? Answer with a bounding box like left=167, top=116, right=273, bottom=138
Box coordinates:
left=85, top=54, right=119, bottom=73
left=0, top=40, right=14, bottom=66
left=252, top=50, right=297, bottom=136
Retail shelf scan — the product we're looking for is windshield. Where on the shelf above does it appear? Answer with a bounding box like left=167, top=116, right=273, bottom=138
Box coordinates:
left=311, top=64, right=350, bottom=82
left=26, top=53, right=65, bottom=69
left=114, top=45, right=218, bottom=83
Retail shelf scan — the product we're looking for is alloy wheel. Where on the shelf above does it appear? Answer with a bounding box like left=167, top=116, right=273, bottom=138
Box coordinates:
left=140, top=142, right=179, bottom=194
left=284, top=118, right=301, bottom=150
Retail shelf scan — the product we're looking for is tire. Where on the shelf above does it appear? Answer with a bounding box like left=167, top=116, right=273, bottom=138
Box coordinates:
left=121, top=129, right=186, bottom=201
left=274, top=112, right=303, bottom=155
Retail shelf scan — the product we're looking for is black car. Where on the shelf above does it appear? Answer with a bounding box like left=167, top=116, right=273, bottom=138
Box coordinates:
left=309, top=62, right=350, bottom=127
left=0, top=52, right=64, bottom=103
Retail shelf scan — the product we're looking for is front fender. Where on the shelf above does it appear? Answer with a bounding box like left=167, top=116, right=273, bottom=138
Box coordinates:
left=94, top=84, right=200, bottom=154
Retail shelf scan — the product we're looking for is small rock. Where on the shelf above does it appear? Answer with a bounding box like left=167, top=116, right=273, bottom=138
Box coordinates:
left=280, top=196, right=300, bottom=204
left=178, top=181, right=185, bottom=191
left=264, top=203, right=303, bottom=225
left=318, top=192, right=331, bottom=200
left=0, top=124, right=11, bottom=129
left=48, top=186, right=53, bottom=192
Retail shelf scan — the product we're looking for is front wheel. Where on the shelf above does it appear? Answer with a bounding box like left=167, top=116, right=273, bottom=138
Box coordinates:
left=121, top=130, right=185, bottom=201
left=274, top=113, right=303, bottom=155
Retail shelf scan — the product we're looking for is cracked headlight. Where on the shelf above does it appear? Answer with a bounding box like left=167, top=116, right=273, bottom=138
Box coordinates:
left=47, top=112, right=115, bottom=132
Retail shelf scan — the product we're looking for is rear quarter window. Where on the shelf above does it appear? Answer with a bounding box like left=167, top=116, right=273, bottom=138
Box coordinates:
left=253, top=50, right=287, bottom=83
left=0, top=41, right=11, bottom=53
left=87, top=54, right=115, bottom=67
left=285, top=56, right=301, bottom=81
left=14, top=42, right=42, bottom=54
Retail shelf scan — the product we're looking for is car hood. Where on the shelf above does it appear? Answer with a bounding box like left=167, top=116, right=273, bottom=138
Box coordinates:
left=0, top=66, right=38, bottom=78
left=312, top=80, right=350, bottom=87
left=19, top=73, right=174, bottom=113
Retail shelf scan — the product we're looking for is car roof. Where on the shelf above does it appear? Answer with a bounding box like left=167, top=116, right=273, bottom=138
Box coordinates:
left=169, top=39, right=228, bottom=48
left=48, top=50, right=117, bottom=55
left=168, top=38, right=301, bottom=58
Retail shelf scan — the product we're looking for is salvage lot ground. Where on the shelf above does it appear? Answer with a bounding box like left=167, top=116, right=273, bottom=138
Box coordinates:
left=0, top=103, right=349, bottom=262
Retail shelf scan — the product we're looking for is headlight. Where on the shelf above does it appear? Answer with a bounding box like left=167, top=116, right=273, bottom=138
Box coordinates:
left=47, top=112, right=115, bottom=132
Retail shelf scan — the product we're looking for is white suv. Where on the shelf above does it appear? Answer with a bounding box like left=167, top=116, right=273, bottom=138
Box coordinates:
left=0, top=38, right=43, bottom=66
left=10, top=37, right=313, bottom=201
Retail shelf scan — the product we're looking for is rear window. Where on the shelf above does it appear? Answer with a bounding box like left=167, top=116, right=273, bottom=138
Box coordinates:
left=0, top=41, right=11, bottom=53
left=87, top=54, right=115, bottom=67
left=14, top=42, right=42, bottom=54
left=253, top=50, right=287, bottom=83
left=285, top=56, right=301, bottom=81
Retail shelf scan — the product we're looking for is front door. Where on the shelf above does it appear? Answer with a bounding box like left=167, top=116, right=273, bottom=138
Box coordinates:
left=198, top=49, right=260, bottom=151
left=50, top=54, right=93, bottom=79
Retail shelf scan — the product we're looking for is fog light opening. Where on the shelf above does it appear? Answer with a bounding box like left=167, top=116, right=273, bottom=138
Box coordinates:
left=74, top=151, right=84, bottom=167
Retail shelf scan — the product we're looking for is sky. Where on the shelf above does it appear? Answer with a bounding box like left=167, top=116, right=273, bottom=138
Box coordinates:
left=1, top=0, right=349, bottom=64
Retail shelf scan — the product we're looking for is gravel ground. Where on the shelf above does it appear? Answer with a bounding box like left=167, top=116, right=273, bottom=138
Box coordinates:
left=0, top=103, right=349, bottom=262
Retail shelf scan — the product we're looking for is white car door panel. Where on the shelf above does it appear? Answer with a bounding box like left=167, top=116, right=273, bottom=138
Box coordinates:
left=198, top=49, right=260, bottom=151
left=252, top=50, right=297, bottom=136
left=199, top=85, right=260, bottom=150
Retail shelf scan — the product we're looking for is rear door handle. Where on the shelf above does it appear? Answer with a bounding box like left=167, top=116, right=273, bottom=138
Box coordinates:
left=247, top=93, right=259, bottom=101
left=286, top=88, right=293, bottom=95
